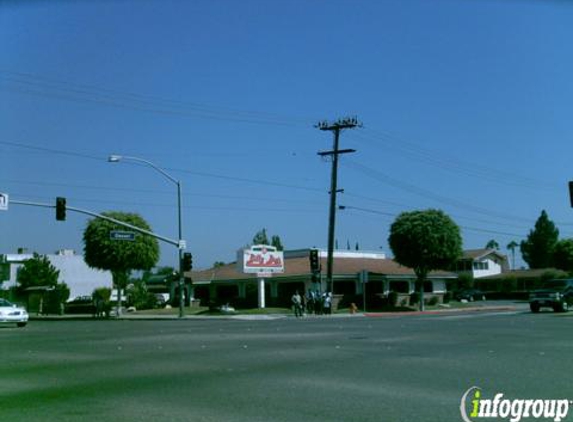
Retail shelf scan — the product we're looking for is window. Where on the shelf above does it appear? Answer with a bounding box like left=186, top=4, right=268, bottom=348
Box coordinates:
left=472, top=261, right=489, bottom=270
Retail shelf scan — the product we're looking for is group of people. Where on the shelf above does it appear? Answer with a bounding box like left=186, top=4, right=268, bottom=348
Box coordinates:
left=291, top=289, right=332, bottom=318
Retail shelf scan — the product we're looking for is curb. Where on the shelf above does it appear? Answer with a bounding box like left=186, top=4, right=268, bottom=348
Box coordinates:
left=29, top=305, right=524, bottom=321
left=364, top=306, right=519, bottom=317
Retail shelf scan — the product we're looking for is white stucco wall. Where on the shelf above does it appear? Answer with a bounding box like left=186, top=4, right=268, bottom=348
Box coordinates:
left=472, top=257, right=503, bottom=279
left=1, top=252, right=113, bottom=299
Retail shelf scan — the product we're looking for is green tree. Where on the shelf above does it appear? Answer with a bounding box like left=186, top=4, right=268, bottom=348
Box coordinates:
left=252, top=228, right=269, bottom=245
left=553, top=239, right=573, bottom=274
left=251, top=228, right=284, bottom=251
left=506, top=240, right=519, bottom=270
left=271, top=235, right=284, bottom=251
left=485, top=239, right=499, bottom=250
left=388, top=209, right=463, bottom=311
left=17, top=253, right=60, bottom=289
left=17, top=253, right=68, bottom=314
left=520, top=210, right=559, bottom=269
left=142, top=266, right=176, bottom=282
left=83, top=212, right=160, bottom=316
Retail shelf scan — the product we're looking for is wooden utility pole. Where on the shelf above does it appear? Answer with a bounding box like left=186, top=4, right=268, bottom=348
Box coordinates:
left=317, top=117, right=360, bottom=293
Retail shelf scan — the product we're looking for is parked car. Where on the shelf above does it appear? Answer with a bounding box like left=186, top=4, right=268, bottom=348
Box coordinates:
left=0, top=298, right=29, bottom=327
left=64, top=296, right=95, bottom=314
left=529, top=279, right=573, bottom=313
left=455, top=289, right=486, bottom=302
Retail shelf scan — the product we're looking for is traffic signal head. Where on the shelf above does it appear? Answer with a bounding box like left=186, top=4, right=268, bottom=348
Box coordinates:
left=56, top=197, right=66, bottom=221
left=569, top=181, right=573, bottom=208
left=309, top=249, right=320, bottom=273
left=182, top=252, right=193, bottom=272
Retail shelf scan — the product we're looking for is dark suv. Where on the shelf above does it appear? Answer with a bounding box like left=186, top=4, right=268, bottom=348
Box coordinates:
left=529, top=279, right=573, bottom=313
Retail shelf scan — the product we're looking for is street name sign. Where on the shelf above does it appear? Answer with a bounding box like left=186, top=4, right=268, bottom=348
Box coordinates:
left=110, top=230, right=136, bottom=241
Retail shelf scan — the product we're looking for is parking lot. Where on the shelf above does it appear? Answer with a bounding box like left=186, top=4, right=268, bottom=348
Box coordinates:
left=1, top=309, right=572, bottom=422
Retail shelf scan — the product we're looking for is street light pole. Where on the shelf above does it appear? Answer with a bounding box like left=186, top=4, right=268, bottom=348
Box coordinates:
left=108, top=155, right=187, bottom=318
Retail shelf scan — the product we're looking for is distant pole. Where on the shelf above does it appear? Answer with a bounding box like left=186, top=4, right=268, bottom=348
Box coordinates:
left=317, top=117, right=361, bottom=293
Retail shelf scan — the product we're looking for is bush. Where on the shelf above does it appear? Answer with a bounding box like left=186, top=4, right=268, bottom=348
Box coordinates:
left=457, top=273, right=475, bottom=290
left=428, top=296, right=439, bottom=306
left=443, top=291, right=452, bottom=304
left=127, top=281, right=157, bottom=310
left=388, top=291, right=398, bottom=307
left=45, top=283, right=70, bottom=314
left=410, top=292, right=420, bottom=306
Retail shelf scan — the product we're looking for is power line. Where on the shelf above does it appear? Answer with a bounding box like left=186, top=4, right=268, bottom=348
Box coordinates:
left=0, top=70, right=314, bottom=127
left=344, top=159, right=535, bottom=224
left=0, top=140, right=325, bottom=194
left=338, top=205, right=525, bottom=239
left=9, top=193, right=323, bottom=215
left=350, top=128, right=557, bottom=191
left=0, top=140, right=103, bottom=161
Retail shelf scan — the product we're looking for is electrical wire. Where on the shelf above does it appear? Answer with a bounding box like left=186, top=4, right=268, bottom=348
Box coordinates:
left=0, top=140, right=326, bottom=194
left=339, top=205, right=525, bottom=239
left=349, top=128, right=557, bottom=191
left=344, top=159, right=537, bottom=224
left=0, top=70, right=314, bottom=127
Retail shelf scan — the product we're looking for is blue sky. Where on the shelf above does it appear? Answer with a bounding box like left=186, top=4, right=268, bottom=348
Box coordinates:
left=1, top=0, right=572, bottom=270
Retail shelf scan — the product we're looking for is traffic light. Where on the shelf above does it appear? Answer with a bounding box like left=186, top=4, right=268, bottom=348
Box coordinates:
left=182, top=252, right=193, bottom=272
left=309, top=249, right=320, bottom=273
left=56, top=197, right=66, bottom=221
left=569, top=181, right=573, bottom=208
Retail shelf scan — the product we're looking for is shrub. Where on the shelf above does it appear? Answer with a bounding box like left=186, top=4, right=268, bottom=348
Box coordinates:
left=428, top=296, right=439, bottom=306
left=443, top=291, right=452, bottom=304
left=458, top=273, right=474, bottom=290
left=388, top=291, right=398, bottom=307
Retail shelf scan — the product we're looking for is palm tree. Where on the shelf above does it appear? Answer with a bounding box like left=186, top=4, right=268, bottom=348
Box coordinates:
left=507, top=240, right=519, bottom=270
left=485, top=239, right=500, bottom=250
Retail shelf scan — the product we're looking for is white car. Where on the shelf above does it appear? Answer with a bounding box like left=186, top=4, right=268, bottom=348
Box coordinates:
left=0, top=298, right=29, bottom=327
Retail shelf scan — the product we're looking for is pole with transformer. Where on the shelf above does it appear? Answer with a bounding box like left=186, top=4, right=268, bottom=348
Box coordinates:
left=316, top=117, right=361, bottom=294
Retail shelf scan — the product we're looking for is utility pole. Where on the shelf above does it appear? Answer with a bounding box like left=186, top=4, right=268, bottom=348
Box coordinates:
left=316, top=117, right=360, bottom=294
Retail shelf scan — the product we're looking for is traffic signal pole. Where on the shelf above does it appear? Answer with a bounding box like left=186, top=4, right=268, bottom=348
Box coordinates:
left=176, top=181, right=185, bottom=318
left=11, top=199, right=183, bottom=247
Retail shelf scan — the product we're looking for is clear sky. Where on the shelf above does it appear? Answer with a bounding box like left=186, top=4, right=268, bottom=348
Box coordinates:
left=1, top=0, right=572, bottom=270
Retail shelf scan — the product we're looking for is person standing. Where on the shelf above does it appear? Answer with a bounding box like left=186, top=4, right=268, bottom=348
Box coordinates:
left=323, top=292, right=332, bottom=315
left=291, top=290, right=303, bottom=318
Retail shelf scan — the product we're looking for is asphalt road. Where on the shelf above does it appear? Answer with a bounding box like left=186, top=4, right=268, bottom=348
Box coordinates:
left=1, top=309, right=572, bottom=422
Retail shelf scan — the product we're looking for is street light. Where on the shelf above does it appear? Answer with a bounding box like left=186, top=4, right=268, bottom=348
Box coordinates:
left=108, top=154, right=187, bottom=318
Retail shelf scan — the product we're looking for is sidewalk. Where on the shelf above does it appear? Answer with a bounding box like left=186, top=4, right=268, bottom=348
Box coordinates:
left=30, top=301, right=527, bottom=321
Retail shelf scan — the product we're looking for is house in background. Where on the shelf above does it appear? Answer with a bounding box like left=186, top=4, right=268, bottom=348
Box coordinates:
left=1, top=249, right=113, bottom=299
left=455, top=249, right=510, bottom=279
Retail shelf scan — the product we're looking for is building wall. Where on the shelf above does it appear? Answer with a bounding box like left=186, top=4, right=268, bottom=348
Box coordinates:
left=1, top=251, right=113, bottom=299
left=472, top=257, right=503, bottom=279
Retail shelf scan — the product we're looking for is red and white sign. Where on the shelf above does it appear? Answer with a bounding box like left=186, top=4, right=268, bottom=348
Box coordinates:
left=241, top=245, right=284, bottom=274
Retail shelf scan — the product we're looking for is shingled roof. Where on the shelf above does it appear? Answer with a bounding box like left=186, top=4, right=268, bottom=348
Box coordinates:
left=462, top=248, right=507, bottom=261
left=188, top=256, right=456, bottom=283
